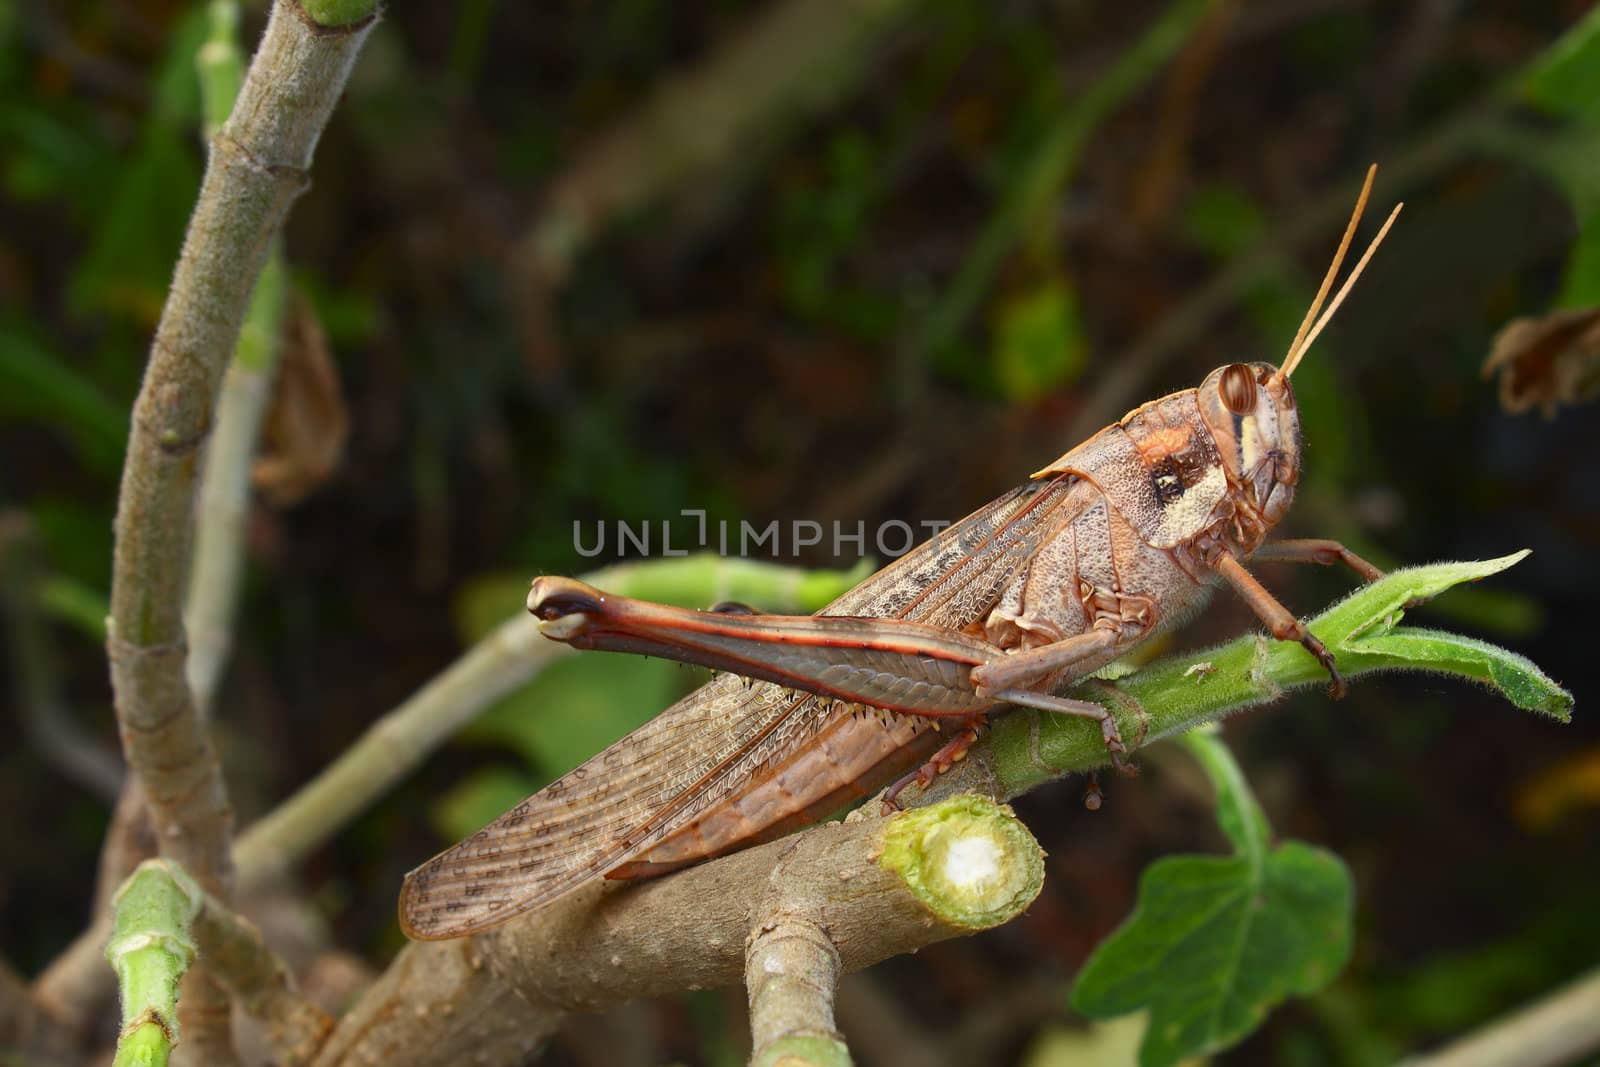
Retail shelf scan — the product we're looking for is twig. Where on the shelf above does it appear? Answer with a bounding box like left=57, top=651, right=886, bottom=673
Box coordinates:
left=746, top=919, right=849, bottom=1067
left=89, top=10, right=294, bottom=1025
left=309, top=795, right=1042, bottom=1066
left=188, top=0, right=291, bottom=714
left=47, top=781, right=153, bottom=1048
left=1400, top=966, right=1600, bottom=1067
left=512, top=0, right=920, bottom=370
left=96, top=780, right=158, bottom=916
left=31, top=918, right=117, bottom=1035
left=188, top=873, right=334, bottom=1065
left=185, top=248, right=288, bottom=719
left=106, top=0, right=374, bottom=1059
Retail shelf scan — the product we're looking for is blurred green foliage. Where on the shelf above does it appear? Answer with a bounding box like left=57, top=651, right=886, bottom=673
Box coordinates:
left=1516, top=10, right=1600, bottom=307
left=990, top=277, right=1088, bottom=401
left=2, top=2, right=1597, bottom=1063
left=68, top=9, right=205, bottom=323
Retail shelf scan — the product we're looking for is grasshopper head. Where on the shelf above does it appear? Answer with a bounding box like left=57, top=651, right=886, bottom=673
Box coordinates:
left=1197, top=165, right=1403, bottom=532
left=1198, top=361, right=1301, bottom=525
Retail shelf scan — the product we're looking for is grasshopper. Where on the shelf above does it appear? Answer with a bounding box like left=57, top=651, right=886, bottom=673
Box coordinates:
left=399, top=168, right=1402, bottom=941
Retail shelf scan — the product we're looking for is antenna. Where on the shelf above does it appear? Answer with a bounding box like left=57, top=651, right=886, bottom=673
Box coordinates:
left=1278, top=164, right=1399, bottom=380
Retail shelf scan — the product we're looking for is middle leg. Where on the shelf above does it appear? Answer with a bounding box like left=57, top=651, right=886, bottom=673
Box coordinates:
left=1251, top=538, right=1383, bottom=582
left=969, top=627, right=1138, bottom=774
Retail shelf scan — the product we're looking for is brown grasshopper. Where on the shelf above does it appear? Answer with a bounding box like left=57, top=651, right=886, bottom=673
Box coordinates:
left=398, top=168, right=1402, bottom=941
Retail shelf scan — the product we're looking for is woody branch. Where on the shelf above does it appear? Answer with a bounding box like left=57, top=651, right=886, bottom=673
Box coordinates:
left=105, top=0, right=373, bottom=1060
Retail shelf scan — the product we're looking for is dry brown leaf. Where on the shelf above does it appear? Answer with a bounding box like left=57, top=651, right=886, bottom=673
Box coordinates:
left=254, top=292, right=350, bottom=506
left=1513, top=746, right=1600, bottom=832
left=1482, top=305, right=1600, bottom=417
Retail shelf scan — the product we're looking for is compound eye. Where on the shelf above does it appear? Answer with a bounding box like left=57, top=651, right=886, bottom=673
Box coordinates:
left=1219, top=363, right=1257, bottom=415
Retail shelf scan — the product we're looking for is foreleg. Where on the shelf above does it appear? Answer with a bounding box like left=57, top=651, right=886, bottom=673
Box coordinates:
left=1212, top=552, right=1346, bottom=697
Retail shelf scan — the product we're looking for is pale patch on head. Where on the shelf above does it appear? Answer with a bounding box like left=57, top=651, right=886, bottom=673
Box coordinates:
left=1238, top=407, right=1272, bottom=476
left=1157, top=463, right=1227, bottom=544
left=941, top=833, right=1003, bottom=891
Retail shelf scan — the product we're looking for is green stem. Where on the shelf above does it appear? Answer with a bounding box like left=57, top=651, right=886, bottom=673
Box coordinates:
left=107, top=862, right=203, bottom=1067
left=1176, top=727, right=1267, bottom=865
left=941, top=552, right=1571, bottom=803
left=196, top=1, right=244, bottom=138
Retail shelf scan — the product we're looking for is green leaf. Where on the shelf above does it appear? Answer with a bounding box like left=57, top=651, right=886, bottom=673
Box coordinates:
left=1073, top=732, right=1352, bottom=1066
left=1341, top=628, right=1573, bottom=719
left=990, top=279, right=1087, bottom=401
left=1519, top=6, right=1600, bottom=120
left=1072, top=844, right=1352, bottom=1067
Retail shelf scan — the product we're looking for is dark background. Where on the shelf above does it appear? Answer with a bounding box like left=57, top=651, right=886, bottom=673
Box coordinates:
left=2, top=1, right=1597, bottom=1063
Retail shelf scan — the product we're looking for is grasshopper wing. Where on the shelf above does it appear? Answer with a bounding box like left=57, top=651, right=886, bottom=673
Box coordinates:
left=397, top=672, right=813, bottom=938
